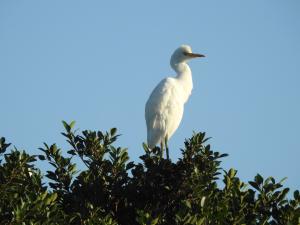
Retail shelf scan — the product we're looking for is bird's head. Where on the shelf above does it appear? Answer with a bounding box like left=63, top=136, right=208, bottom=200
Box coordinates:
left=170, top=45, right=205, bottom=69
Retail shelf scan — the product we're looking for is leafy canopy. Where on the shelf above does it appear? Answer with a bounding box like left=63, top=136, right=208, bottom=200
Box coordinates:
left=0, top=122, right=299, bottom=225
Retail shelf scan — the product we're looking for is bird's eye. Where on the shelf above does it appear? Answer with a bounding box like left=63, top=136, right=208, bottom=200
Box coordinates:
left=183, top=52, right=188, bottom=56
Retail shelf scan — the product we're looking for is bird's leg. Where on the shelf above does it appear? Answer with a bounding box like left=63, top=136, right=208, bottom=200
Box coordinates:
left=160, top=141, right=164, bottom=159
left=165, top=135, right=169, bottom=160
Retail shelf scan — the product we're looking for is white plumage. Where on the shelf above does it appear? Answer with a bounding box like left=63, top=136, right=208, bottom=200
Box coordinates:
left=145, top=45, right=205, bottom=156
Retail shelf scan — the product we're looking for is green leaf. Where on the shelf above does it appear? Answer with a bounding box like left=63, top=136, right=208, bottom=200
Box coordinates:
left=219, top=153, right=229, bottom=158
left=294, top=190, right=299, bottom=199
left=62, top=120, right=69, bottom=131
left=279, top=177, right=287, bottom=184
left=142, top=142, right=150, bottom=153
left=151, top=217, right=159, bottom=225
left=110, top=128, right=117, bottom=136
left=249, top=181, right=260, bottom=191
left=278, top=188, right=290, bottom=202
left=67, top=150, right=76, bottom=155
left=229, top=168, right=237, bottom=178
left=126, top=161, right=135, bottom=170
left=69, top=120, right=76, bottom=129
left=49, top=192, right=58, bottom=202
left=254, top=174, right=263, bottom=185
left=45, top=193, right=58, bottom=205
left=38, top=155, right=46, bottom=160
left=184, top=200, right=192, bottom=209
left=200, top=196, right=206, bottom=207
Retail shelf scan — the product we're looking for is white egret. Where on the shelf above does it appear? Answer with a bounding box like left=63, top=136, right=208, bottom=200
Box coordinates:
left=145, top=45, right=205, bottom=159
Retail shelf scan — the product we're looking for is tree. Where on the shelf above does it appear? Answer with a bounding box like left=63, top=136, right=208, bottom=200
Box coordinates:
left=0, top=121, right=299, bottom=225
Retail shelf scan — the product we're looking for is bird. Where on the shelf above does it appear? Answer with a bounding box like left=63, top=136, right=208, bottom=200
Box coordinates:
left=145, top=45, right=205, bottom=159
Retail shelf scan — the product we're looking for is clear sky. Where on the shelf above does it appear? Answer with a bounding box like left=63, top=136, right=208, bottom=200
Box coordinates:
left=1, top=1, right=299, bottom=190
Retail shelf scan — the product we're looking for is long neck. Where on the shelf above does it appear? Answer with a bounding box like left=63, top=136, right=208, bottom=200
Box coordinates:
left=173, top=62, right=193, bottom=103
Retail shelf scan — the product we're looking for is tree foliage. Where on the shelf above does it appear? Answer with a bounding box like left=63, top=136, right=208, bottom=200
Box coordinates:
left=0, top=122, right=299, bottom=225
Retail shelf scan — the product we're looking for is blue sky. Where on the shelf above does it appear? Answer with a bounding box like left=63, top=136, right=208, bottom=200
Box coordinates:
left=1, top=1, right=299, bottom=190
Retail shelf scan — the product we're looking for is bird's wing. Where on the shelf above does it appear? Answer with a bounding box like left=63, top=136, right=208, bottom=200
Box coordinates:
left=145, top=78, right=184, bottom=148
